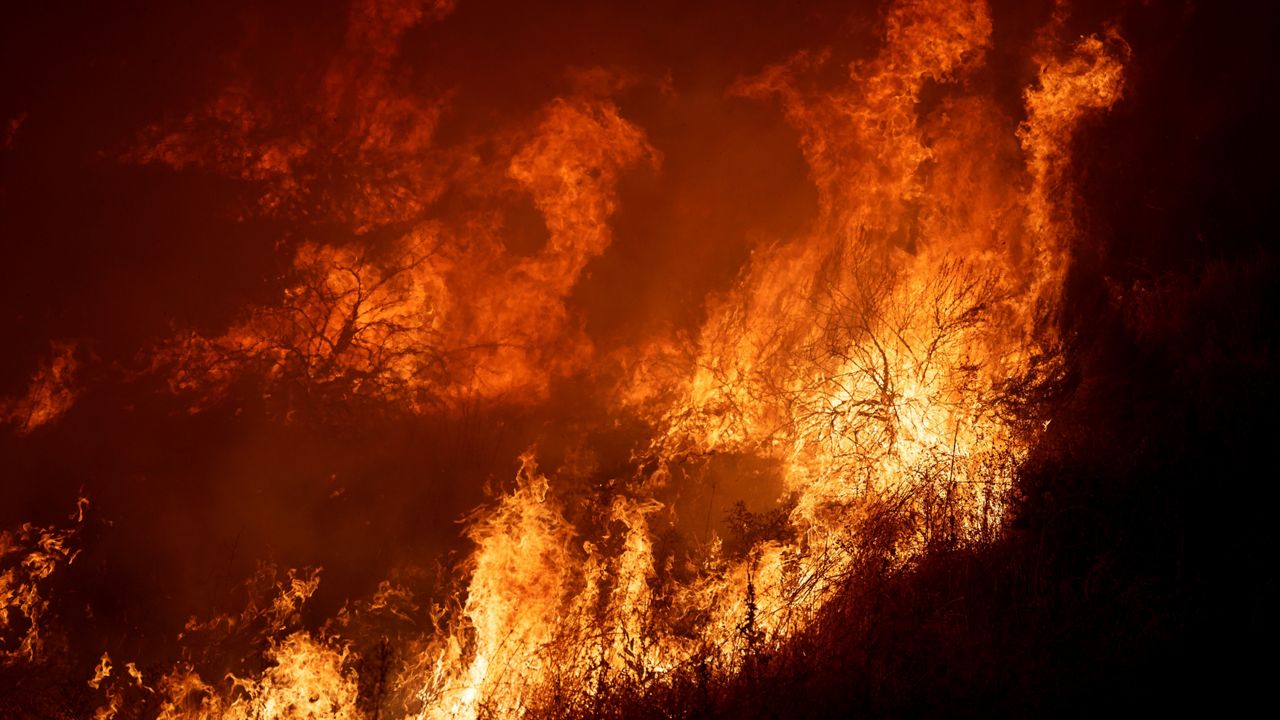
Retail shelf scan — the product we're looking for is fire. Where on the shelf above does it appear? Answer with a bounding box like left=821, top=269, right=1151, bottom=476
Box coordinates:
left=389, top=0, right=1129, bottom=715
left=153, top=94, right=656, bottom=413
left=425, top=453, right=577, bottom=718
left=0, top=498, right=85, bottom=667
left=0, top=341, right=79, bottom=435
left=2, top=0, right=1135, bottom=717
left=147, top=634, right=359, bottom=720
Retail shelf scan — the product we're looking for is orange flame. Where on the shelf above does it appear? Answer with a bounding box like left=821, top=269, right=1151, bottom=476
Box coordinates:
left=1, top=498, right=85, bottom=666
left=1, top=341, right=79, bottom=435
left=399, top=1, right=1131, bottom=715
left=22, top=0, right=1134, bottom=716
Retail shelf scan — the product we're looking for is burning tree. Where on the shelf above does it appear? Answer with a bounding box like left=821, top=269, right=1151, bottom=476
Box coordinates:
left=156, top=234, right=451, bottom=418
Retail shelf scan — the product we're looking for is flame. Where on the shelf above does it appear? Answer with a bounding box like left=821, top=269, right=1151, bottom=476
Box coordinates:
left=132, top=0, right=457, bottom=229
left=224, top=633, right=361, bottom=720
left=1, top=341, right=79, bottom=435
left=88, top=652, right=113, bottom=690
left=151, top=93, right=656, bottom=413
left=137, top=0, right=1127, bottom=715
left=0, top=499, right=84, bottom=667
left=150, top=634, right=360, bottom=720
left=4, top=0, right=1135, bottom=716
left=395, top=0, right=1131, bottom=715
left=89, top=652, right=149, bottom=720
